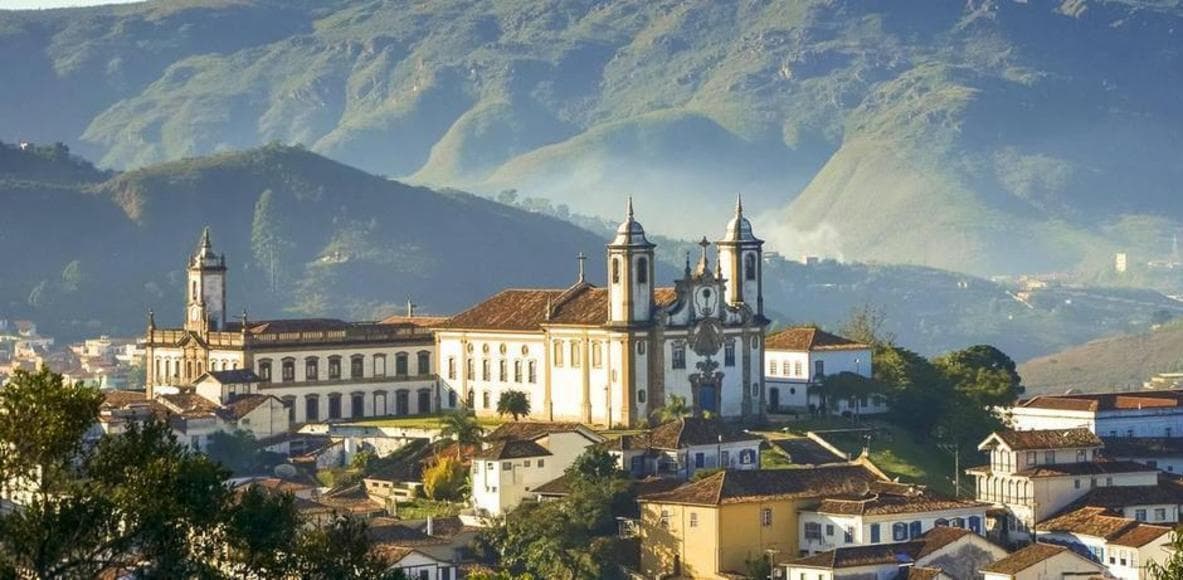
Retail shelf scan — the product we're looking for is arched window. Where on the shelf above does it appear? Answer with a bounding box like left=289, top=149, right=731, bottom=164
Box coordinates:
left=570, top=342, right=581, bottom=367
left=350, top=355, right=365, bottom=378
left=481, top=360, right=491, bottom=381
left=417, top=389, right=431, bottom=414
left=744, top=253, right=757, bottom=281
left=514, top=360, right=523, bottom=383
left=417, top=351, right=431, bottom=376
left=527, top=360, right=537, bottom=383
left=553, top=341, right=564, bottom=367
left=909, top=521, right=922, bottom=539
left=498, top=359, right=507, bottom=382
left=282, top=396, right=296, bottom=423
left=281, top=358, right=295, bottom=382
left=612, top=257, right=621, bottom=284
left=591, top=341, right=603, bottom=368
left=638, top=389, right=647, bottom=404
left=373, top=354, right=387, bottom=377
left=448, top=390, right=457, bottom=408
left=191, top=281, right=198, bottom=299
left=637, top=257, right=648, bottom=284
left=327, top=356, right=341, bottom=380
left=257, top=359, right=272, bottom=382
left=304, top=357, right=319, bottom=381
left=481, top=391, right=491, bottom=409
left=327, top=393, right=342, bottom=420
left=351, top=393, right=364, bottom=418
left=395, top=352, right=409, bottom=377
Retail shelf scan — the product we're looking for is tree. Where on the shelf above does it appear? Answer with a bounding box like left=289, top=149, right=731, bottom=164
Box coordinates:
left=496, top=390, right=531, bottom=421
left=817, top=372, right=885, bottom=417
left=566, top=447, right=620, bottom=483
left=933, top=345, right=1022, bottom=408
left=295, top=517, right=401, bottom=579
left=221, top=486, right=300, bottom=578
left=874, top=345, right=952, bottom=436
left=838, top=303, right=895, bottom=347
left=206, top=429, right=263, bottom=476
left=439, top=410, right=484, bottom=458
left=422, top=455, right=467, bottom=501
left=1148, top=529, right=1183, bottom=578
left=650, top=394, right=691, bottom=423
left=0, top=368, right=103, bottom=493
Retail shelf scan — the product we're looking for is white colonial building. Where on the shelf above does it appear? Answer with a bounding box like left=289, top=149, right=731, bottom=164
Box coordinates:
left=1005, top=390, right=1183, bottom=438
left=469, top=422, right=603, bottom=517
left=435, top=199, right=769, bottom=427
left=763, top=327, right=879, bottom=414
left=144, top=228, right=444, bottom=424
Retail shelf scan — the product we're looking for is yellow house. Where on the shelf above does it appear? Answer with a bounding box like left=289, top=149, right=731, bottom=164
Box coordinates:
left=639, top=464, right=883, bottom=579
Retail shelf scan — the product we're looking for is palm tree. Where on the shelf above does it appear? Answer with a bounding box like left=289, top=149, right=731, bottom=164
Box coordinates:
left=439, top=409, right=484, bottom=459
left=650, top=394, right=692, bottom=424
left=496, top=390, right=531, bottom=421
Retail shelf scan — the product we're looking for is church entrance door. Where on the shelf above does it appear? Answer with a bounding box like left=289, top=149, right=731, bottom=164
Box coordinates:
left=699, top=384, right=718, bottom=414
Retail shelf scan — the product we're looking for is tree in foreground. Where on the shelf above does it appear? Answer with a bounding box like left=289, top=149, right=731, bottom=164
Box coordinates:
left=496, top=390, right=531, bottom=421
left=1148, top=530, right=1183, bottom=578
left=295, top=517, right=402, bottom=580
left=422, top=454, right=467, bottom=501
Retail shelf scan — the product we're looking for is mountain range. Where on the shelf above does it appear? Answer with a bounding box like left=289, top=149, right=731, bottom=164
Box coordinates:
left=2, top=0, right=1181, bottom=276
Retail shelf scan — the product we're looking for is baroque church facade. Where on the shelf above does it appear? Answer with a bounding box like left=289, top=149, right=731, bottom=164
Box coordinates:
left=435, top=199, right=768, bottom=427
left=143, top=229, right=442, bottom=425
left=144, top=199, right=767, bottom=428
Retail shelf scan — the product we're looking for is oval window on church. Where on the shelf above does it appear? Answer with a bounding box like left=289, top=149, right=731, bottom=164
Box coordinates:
left=482, top=343, right=490, bottom=354
left=638, top=389, right=646, bottom=404
left=637, top=341, right=646, bottom=355
left=466, top=343, right=474, bottom=353
left=521, top=345, right=529, bottom=356
left=499, top=343, right=508, bottom=355
left=752, top=336, right=760, bottom=349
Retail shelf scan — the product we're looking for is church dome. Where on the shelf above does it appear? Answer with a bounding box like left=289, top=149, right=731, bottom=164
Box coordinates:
left=720, top=195, right=761, bottom=243
left=611, top=197, right=653, bottom=247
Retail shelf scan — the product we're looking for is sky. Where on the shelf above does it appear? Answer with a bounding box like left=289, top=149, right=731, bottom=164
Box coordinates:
left=2, top=0, right=142, bottom=9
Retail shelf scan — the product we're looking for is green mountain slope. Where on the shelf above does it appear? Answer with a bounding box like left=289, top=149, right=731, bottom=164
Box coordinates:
left=1020, top=319, right=1183, bottom=394
left=0, top=142, right=612, bottom=340
left=2, top=1, right=1181, bottom=275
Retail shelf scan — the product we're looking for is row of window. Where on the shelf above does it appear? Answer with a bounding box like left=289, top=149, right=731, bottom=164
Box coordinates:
left=282, top=388, right=441, bottom=422
left=610, top=256, right=650, bottom=284
left=449, top=358, right=539, bottom=384
left=804, top=517, right=982, bottom=544
left=1108, top=428, right=1173, bottom=438
left=1023, top=449, right=1094, bottom=466
left=1133, top=507, right=1170, bottom=522
left=154, top=357, right=239, bottom=381
left=257, top=352, right=430, bottom=383
left=658, top=506, right=773, bottom=530
left=768, top=359, right=824, bottom=378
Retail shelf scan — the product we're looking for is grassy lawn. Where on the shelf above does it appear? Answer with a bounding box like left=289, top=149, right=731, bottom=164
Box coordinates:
left=394, top=498, right=464, bottom=520
left=757, top=415, right=963, bottom=497
left=345, top=413, right=504, bottom=430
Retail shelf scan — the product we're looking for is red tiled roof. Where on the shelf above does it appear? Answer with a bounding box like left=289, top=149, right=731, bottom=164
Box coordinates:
left=485, top=421, right=599, bottom=443
left=981, top=544, right=1072, bottom=574
left=642, top=464, right=882, bottom=506
left=473, top=439, right=552, bottom=460
left=789, top=527, right=975, bottom=570
left=1037, top=506, right=1173, bottom=548
left=1102, top=437, right=1183, bottom=458
left=991, top=429, right=1102, bottom=451
left=765, top=327, right=867, bottom=352
left=101, top=389, right=150, bottom=408
left=1017, top=391, right=1183, bottom=413
left=216, top=394, right=278, bottom=420
left=1014, top=460, right=1154, bottom=478
left=436, top=284, right=677, bottom=331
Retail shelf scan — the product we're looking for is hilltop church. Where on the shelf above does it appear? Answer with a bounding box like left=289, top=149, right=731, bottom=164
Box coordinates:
left=435, top=198, right=769, bottom=427
left=144, top=198, right=769, bottom=427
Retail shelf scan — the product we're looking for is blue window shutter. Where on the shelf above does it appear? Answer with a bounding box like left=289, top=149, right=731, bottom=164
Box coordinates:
left=969, top=516, right=981, bottom=534
left=870, top=524, right=880, bottom=543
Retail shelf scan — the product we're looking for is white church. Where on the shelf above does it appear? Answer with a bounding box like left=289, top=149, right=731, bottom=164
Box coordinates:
left=144, top=199, right=769, bottom=428
left=435, top=198, right=769, bottom=427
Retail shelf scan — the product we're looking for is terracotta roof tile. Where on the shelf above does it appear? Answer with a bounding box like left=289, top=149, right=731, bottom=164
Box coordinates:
left=1038, top=506, right=1136, bottom=538
left=204, top=369, right=261, bottom=384
left=473, top=439, right=552, bottom=460
left=642, top=464, right=882, bottom=506
left=789, top=527, right=974, bottom=570
left=485, top=421, right=599, bottom=442
left=770, top=438, right=848, bottom=465
left=992, top=429, right=1101, bottom=451
left=216, top=394, right=278, bottom=420
left=818, top=491, right=987, bottom=517
left=1013, top=460, right=1153, bottom=478
left=1102, top=437, right=1183, bottom=458
left=1017, top=391, right=1183, bottom=413
left=1067, top=482, right=1183, bottom=512
left=436, top=285, right=677, bottom=331
left=765, top=327, right=867, bottom=352
left=898, top=566, right=944, bottom=580
left=1108, top=523, right=1172, bottom=547
left=980, top=543, right=1070, bottom=574
left=646, top=417, right=760, bottom=449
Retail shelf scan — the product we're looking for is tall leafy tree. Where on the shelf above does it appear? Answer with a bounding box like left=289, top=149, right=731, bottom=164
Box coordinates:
left=496, top=390, right=531, bottom=421
left=1148, top=530, right=1183, bottom=578
left=933, top=345, right=1022, bottom=408
left=838, top=303, right=895, bottom=347
left=0, top=368, right=102, bottom=493
left=295, top=517, right=401, bottom=580
left=220, top=486, right=300, bottom=578
left=874, top=345, right=952, bottom=436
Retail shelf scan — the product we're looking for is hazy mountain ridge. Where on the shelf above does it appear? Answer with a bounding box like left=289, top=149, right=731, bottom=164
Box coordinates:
left=2, top=0, right=1181, bottom=275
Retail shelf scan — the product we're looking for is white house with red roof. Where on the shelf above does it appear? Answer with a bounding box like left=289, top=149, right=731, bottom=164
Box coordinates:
left=1034, top=505, right=1173, bottom=580
left=763, top=326, right=878, bottom=414
left=968, top=428, right=1160, bottom=544
left=470, top=422, right=603, bottom=517
left=1006, top=390, right=1183, bottom=438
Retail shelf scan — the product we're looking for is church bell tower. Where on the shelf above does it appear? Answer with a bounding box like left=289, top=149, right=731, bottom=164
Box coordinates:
left=185, top=227, right=227, bottom=333
left=717, top=195, right=764, bottom=316
left=607, top=198, right=655, bottom=326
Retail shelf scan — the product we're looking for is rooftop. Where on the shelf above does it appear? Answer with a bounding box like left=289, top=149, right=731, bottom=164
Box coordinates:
left=817, top=485, right=987, bottom=517
left=485, top=421, right=599, bottom=443
left=600, top=417, right=759, bottom=452
left=1037, top=506, right=1172, bottom=547
left=473, top=439, right=552, bottom=461
left=642, top=464, right=881, bottom=507
left=980, top=543, right=1071, bottom=575
left=765, top=327, right=868, bottom=352
left=788, top=527, right=974, bottom=569
left=436, top=285, right=677, bottom=331
left=987, top=428, right=1102, bottom=451
left=1101, top=437, right=1183, bottom=458
left=769, top=438, right=849, bottom=465
left=1015, top=390, right=1183, bottom=413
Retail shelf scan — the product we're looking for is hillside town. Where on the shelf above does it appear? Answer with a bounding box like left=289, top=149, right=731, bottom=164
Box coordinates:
left=4, top=205, right=1183, bottom=579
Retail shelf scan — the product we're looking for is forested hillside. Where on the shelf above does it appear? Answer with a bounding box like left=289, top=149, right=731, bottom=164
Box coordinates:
left=1, top=0, right=1180, bottom=275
